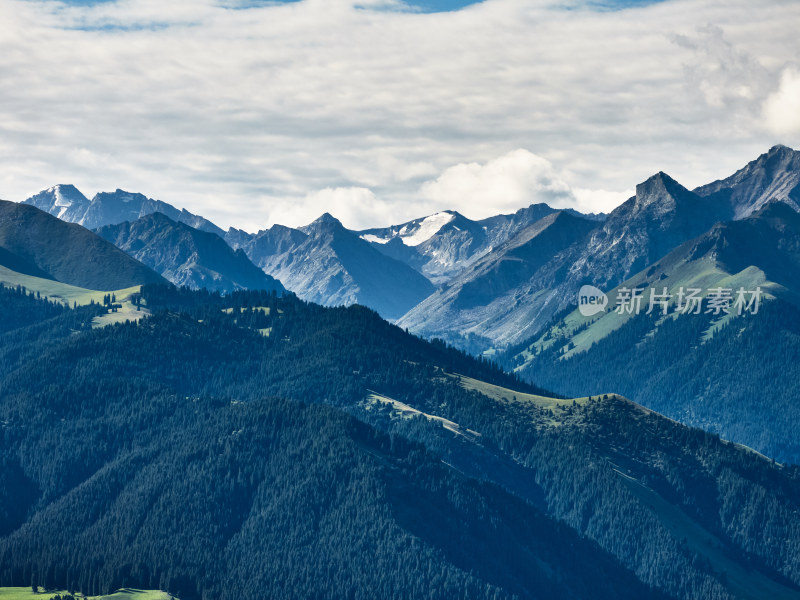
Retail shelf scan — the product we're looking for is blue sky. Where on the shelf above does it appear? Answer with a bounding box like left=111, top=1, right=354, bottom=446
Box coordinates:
left=1, top=0, right=798, bottom=230
left=49, top=0, right=666, bottom=12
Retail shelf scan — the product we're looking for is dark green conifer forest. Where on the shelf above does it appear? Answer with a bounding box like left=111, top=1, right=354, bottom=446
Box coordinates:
left=1, top=283, right=799, bottom=600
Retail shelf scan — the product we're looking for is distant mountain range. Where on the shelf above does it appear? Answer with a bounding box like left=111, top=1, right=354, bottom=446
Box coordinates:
left=398, top=171, right=734, bottom=347
left=13, top=142, right=799, bottom=465
left=15, top=145, right=800, bottom=337
left=695, top=143, right=800, bottom=218
left=26, top=186, right=225, bottom=236
left=4, top=145, right=800, bottom=599
left=401, top=145, right=800, bottom=349
left=226, top=213, right=435, bottom=319
left=96, top=213, right=285, bottom=295
left=358, top=204, right=604, bottom=284
left=20, top=184, right=608, bottom=317
left=397, top=210, right=598, bottom=351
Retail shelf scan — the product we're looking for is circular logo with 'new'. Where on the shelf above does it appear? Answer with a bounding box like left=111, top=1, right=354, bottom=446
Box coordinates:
left=578, top=285, right=608, bottom=317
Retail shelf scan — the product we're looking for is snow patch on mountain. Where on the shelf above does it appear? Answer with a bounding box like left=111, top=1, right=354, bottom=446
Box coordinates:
left=52, top=187, right=70, bottom=207
left=361, top=233, right=391, bottom=244
left=399, top=212, right=455, bottom=246
left=24, top=184, right=92, bottom=223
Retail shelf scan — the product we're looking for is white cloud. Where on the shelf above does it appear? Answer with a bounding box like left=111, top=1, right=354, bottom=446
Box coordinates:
left=0, top=0, right=798, bottom=230
left=763, top=67, right=800, bottom=136
left=415, top=150, right=630, bottom=219
left=266, top=187, right=401, bottom=230
left=671, top=24, right=770, bottom=110
left=419, top=150, right=576, bottom=218
left=247, top=150, right=626, bottom=230
left=572, top=187, right=632, bottom=216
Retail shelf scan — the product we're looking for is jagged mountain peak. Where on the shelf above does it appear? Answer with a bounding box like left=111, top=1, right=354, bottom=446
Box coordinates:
left=139, top=210, right=173, bottom=224
left=96, top=212, right=285, bottom=294
left=300, top=212, right=345, bottom=234
left=607, top=170, right=731, bottom=232
left=694, top=144, right=800, bottom=218
left=24, top=184, right=91, bottom=221
left=634, top=171, right=690, bottom=204
left=94, top=189, right=147, bottom=202
left=271, top=222, right=305, bottom=234
left=314, top=212, right=340, bottom=224
left=24, top=184, right=225, bottom=238
left=748, top=144, right=800, bottom=174
left=767, top=143, right=793, bottom=155
left=549, top=208, right=583, bottom=223
left=360, top=211, right=460, bottom=248
left=231, top=214, right=434, bottom=319
left=48, top=183, right=84, bottom=195
left=359, top=204, right=592, bottom=285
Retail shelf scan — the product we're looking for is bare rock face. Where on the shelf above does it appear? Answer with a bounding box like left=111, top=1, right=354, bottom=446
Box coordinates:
left=24, top=184, right=91, bottom=223
left=231, top=213, right=435, bottom=320
left=398, top=211, right=598, bottom=350
left=96, top=212, right=285, bottom=294
left=567, top=171, right=734, bottom=293
left=694, top=144, right=800, bottom=218
left=400, top=172, right=734, bottom=350
left=24, top=186, right=225, bottom=237
left=359, top=203, right=603, bottom=285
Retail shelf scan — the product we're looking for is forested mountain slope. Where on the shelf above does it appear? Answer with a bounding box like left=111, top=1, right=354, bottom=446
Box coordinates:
left=503, top=202, right=800, bottom=463
left=1, top=285, right=799, bottom=600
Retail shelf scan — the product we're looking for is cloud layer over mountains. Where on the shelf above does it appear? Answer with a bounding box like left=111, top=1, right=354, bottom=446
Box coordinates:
left=0, top=0, right=798, bottom=230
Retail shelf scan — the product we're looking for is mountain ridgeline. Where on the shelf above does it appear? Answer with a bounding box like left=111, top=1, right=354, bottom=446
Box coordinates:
left=96, top=213, right=285, bottom=294
left=357, top=204, right=603, bottom=285
left=694, top=143, right=800, bottom=218
left=397, top=210, right=599, bottom=350
left=26, top=186, right=225, bottom=237
left=227, top=213, right=435, bottom=319
left=20, top=184, right=609, bottom=318
left=400, top=145, right=800, bottom=350
left=19, top=145, right=800, bottom=331
left=12, top=145, right=800, bottom=468
left=399, top=170, right=737, bottom=348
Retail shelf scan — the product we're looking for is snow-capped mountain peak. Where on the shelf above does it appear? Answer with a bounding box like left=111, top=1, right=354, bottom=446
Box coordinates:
left=399, top=212, right=456, bottom=246
left=24, top=184, right=91, bottom=221
left=359, top=211, right=456, bottom=247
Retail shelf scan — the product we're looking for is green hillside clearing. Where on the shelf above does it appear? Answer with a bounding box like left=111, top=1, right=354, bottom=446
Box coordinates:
left=453, top=373, right=591, bottom=411
left=516, top=260, right=780, bottom=369
left=365, top=391, right=481, bottom=440
left=0, top=265, right=148, bottom=327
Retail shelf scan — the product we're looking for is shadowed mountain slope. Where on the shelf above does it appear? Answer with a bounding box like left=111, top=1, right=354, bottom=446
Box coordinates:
left=0, top=200, right=165, bottom=290
left=97, top=212, right=285, bottom=294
